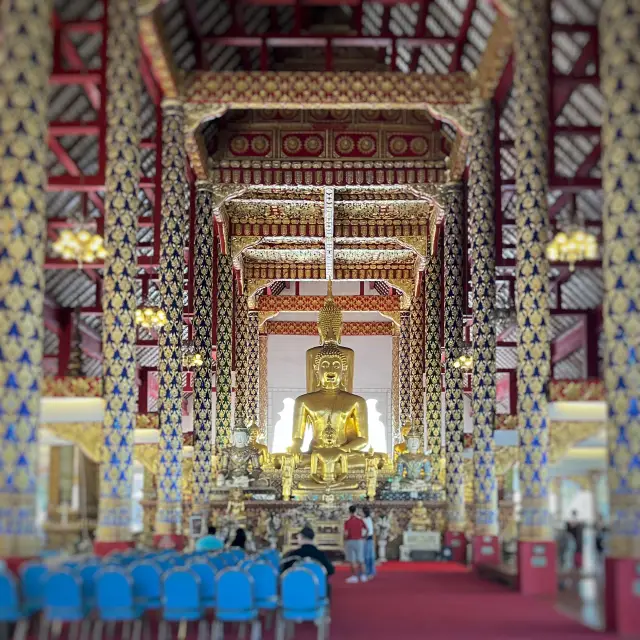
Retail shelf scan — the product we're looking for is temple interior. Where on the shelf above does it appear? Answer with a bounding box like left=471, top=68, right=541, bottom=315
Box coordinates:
left=0, top=0, right=638, bottom=637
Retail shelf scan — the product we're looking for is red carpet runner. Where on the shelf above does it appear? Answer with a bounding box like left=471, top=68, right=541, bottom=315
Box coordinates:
left=300, top=565, right=614, bottom=640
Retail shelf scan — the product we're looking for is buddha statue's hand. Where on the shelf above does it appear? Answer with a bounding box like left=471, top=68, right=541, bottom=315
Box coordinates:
left=289, top=439, right=303, bottom=455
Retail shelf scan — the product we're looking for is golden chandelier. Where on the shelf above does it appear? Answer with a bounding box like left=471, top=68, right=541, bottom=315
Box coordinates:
left=546, top=226, right=598, bottom=272
left=51, top=225, right=107, bottom=266
left=135, top=299, right=167, bottom=330
left=453, top=348, right=473, bottom=372
left=182, top=341, right=204, bottom=370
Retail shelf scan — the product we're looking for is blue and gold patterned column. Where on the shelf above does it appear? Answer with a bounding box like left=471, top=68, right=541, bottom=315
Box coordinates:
left=514, top=0, right=555, bottom=593
left=600, top=1, right=640, bottom=633
left=155, top=100, right=188, bottom=543
left=192, top=183, right=214, bottom=513
left=410, top=281, right=425, bottom=432
left=96, top=0, right=141, bottom=551
left=0, top=0, right=52, bottom=562
left=215, top=251, right=233, bottom=449
left=443, top=184, right=466, bottom=560
left=469, top=100, right=499, bottom=564
left=399, top=311, right=411, bottom=431
left=247, top=311, right=260, bottom=426
left=234, top=291, right=250, bottom=427
left=424, top=245, right=442, bottom=466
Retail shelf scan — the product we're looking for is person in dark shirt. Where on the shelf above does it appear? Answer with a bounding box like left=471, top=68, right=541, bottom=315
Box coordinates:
left=230, top=527, right=247, bottom=550
left=595, top=515, right=608, bottom=562
left=281, top=526, right=335, bottom=579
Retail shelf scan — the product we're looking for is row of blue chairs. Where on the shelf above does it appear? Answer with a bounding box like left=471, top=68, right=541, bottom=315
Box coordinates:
left=0, top=548, right=327, bottom=640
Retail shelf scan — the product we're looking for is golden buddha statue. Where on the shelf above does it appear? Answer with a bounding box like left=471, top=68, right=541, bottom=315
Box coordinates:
left=291, top=342, right=369, bottom=490
left=393, top=420, right=412, bottom=459
left=305, top=281, right=354, bottom=393
left=409, top=501, right=430, bottom=532
left=248, top=420, right=272, bottom=469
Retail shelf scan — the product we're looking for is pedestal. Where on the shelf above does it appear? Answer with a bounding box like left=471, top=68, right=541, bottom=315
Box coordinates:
left=605, top=557, right=640, bottom=636
left=517, top=541, right=557, bottom=596
left=472, top=535, right=500, bottom=566
left=93, top=541, right=135, bottom=557
left=444, top=531, right=467, bottom=564
left=153, top=534, right=186, bottom=551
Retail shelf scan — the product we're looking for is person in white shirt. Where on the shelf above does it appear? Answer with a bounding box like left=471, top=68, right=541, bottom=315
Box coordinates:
left=362, top=506, right=376, bottom=579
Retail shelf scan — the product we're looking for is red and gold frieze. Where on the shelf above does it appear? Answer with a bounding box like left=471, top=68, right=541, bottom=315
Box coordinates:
left=548, top=379, right=605, bottom=402
left=211, top=162, right=448, bottom=187
left=43, top=376, right=103, bottom=398
left=186, top=71, right=473, bottom=111
left=257, top=294, right=401, bottom=314
left=263, top=321, right=395, bottom=336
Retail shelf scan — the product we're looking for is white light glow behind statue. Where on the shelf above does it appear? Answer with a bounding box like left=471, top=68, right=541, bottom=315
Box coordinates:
left=270, top=395, right=388, bottom=454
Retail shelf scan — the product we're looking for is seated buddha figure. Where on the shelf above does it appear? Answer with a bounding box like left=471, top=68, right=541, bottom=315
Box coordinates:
left=305, top=281, right=354, bottom=393
left=396, top=423, right=432, bottom=489
left=291, top=343, right=369, bottom=490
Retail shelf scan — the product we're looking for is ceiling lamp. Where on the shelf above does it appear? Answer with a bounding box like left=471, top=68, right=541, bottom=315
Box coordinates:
left=452, top=348, right=473, bottom=372
left=182, top=341, right=204, bottom=370
left=546, top=198, right=598, bottom=272
left=546, top=227, right=598, bottom=272
left=51, top=224, right=107, bottom=266
left=135, top=299, right=167, bottom=330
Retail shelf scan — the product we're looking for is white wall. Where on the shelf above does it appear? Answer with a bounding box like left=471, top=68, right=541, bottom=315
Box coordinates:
left=267, top=334, right=393, bottom=453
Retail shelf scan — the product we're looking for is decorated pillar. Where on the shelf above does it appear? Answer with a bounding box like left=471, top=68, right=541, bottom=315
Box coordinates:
left=192, top=183, right=214, bottom=514
left=95, top=0, right=141, bottom=554
left=391, top=333, right=400, bottom=444
left=513, top=0, right=555, bottom=594
left=410, top=281, right=425, bottom=430
left=154, top=100, right=188, bottom=547
left=234, top=291, right=250, bottom=426
left=246, top=311, right=260, bottom=426
left=258, top=335, right=269, bottom=440
left=469, top=100, right=499, bottom=566
left=215, top=251, right=234, bottom=449
left=424, top=246, right=442, bottom=466
left=600, top=1, right=640, bottom=633
left=443, top=184, right=466, bottom=561
left=0, top=0, right=51, bottom=565
left=398, top=311, right=411, bottom=430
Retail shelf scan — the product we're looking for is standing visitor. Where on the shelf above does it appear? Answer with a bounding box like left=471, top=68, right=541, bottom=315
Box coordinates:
left=565, top=510, right=584, bottom=587
left=344, top=505, right=367, bottom=583
left=594, top=515, right=608, bottom=566
left=362, top=506, right=376, bottom=579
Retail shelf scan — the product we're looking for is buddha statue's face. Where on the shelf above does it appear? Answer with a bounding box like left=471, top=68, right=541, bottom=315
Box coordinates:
left=233, top=429, right=249, bottom=448
left=407, top=436, right=420, bottom=454
left=316, top=355, right=344, bottom=390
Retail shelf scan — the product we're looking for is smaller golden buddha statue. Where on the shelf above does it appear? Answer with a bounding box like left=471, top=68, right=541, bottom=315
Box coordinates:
left=248, top=420, right=272, bottom=469
left=393, top=420, right=412, bottom=459
left=365, top=448, right=379, bottom=501
left=409, top=501, right=430, bottom=532
left=281, top=449, right=295, bottom=501
left=226, top=488, right=247, bottom=526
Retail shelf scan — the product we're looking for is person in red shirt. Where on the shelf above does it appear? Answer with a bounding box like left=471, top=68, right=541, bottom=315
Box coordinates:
left=344, top=505, right=367, bottom=583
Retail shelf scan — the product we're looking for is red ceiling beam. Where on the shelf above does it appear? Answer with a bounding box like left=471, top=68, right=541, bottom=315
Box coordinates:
left=44, top=300, right=103, bottom=362
left=449, top=0, right=476, bottom=73
left=204, top=34, right=454, bottom=48
left=501, top=176, right=601, bottom=191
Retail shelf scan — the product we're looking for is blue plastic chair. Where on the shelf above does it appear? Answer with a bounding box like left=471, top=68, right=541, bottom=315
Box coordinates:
left=297, top=560, right=328, bottom=605
left=0, top=570, right=25, bottom=624
left=213, top=568, right=261, bottom=640
left=43, top=570, right=88, bottom=622
left=94, top=568, right=143, bottom=621
left=186, top=561, right=216, bottom=610
left=20, top=561, right=48, bottom=616
left=79, top=563, right=100, bottom=610
left=161, top=568, right=205, bottom=640
left=130, top=561, right=162, bottom=611
left=278, top=567, right=328, bottom=640
left=247, top=562, right=278, bottom=612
